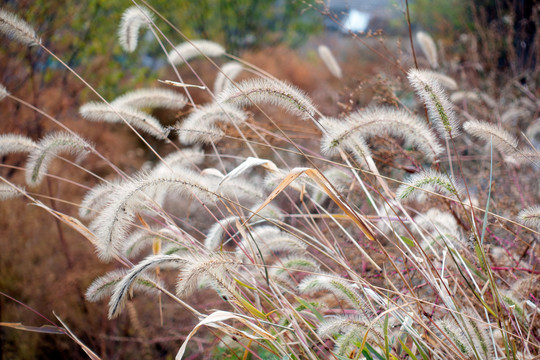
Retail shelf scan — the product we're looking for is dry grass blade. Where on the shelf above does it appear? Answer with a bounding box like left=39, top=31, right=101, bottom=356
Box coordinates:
left=54, top=312, right=102, bottom=360
left=175, top=310, right=275, bottom=360
left=249, top=167, right=375, bottom=241
left=0, top=322, right=65, bottom=335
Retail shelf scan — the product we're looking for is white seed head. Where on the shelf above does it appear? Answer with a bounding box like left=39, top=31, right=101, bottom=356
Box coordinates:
left=416, top=31, right=438, bottom=68
left=318, top=45, right=342, bottom=78
left=0, top=133, right=36, bottom=156
left=25, top=132, right=92, bottom=187
left=396, top=168, right=463, bottom=201
left=0, top=83, right=9, bottom=101
left=90, top=171, right=216, bottom=261
left=463, top=119, right=519, bottom=156
left=518, top=205, right=540, bottom=229
left=217, top=77, right=317, bottom=120
left=168, top=40, right=225, bottom=65
left=0, top=182, right=25, bottom=201
left=319, top=117, right=372, bottom=166
left=118, top=6, right=154, bottom=52
left=214, top=62, right=244, bottom=94
left=451, top=91, right=480, bottom=103
left=0, top=9, right=40, bottom=46
left=112, top=88, right=187, bottom=110
left=80, top=102, right=168, bottom=140
left=347, top=107, right=444, bottom=161
left=177, top=102, right=247, bottom=144
left=408, top=68, right=459, bottom=139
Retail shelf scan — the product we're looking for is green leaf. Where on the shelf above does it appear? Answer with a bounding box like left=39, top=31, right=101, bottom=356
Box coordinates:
left=398, top=338, right=419, bottom=360
left=400, top=236, right=415, bottom=248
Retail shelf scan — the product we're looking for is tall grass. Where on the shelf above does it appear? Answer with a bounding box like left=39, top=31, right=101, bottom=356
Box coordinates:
left=0, top=2, right=539, bottom=359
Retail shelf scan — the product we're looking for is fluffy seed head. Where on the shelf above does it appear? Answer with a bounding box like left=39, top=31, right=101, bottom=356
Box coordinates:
left=175, top=252, right=239, bottom=298
left=236, top=225, right=307, bottom=261
left=408, top=68, right=459, bottom=139
left=118, top=6, right=154, bottom=52
left=319, top=117, right=372, bottom=166
left=86, top=269, right=160, bottom=303
left=90, top=171, right=216, bottom=260
left=25, top=132, right=92, bottom=187
left=0, top=83, right=9, bottom=101
left=428, top=72, right=458, bottom=90
left=518, top=206, right=540, bottom=229
left=80, top=102, right=168, bottom=140
left=346, top=107, right=444, bottom=161
left=501, top=106, right=529, bottom=124
left=416, top=31, right=438, bottom=68
left=217, top=77, right=317, bottom=120
left=0, top=134, right=36, bottom=156
left=177, top=103, right=247, bottom=144
left=451, top=91, right=480, bottom=103
left=0, top=183, right=25, bottom=201
left=318, top=45, right=342, bottom=78
left=214, top=62, right=244, bottom=94
left=0, top=9, right=40, bottom=46
left=463, top=119, right=519, bottom=156
left=299, top=274, right=369, bottom=311
left=108, top=254, right=186, bottom=318
left=168, top=40, right=225, bottom=65
left=396, top=169, right=463, bottom=201
left=79, top=180, right=121, bottom=219
left=112, top=88, right=187, bottom=110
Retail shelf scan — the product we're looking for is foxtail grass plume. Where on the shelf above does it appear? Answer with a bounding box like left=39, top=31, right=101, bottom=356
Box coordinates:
left=299, top=275, right=369, bottom=311
left=415, top=208, right=462, bottom=247
left=451, top=91, right=480, bottom=103
left=89, top=171, right=216, bottom=260
left=317, top=315, right=383, bottom=356
left=428, top=72, right=458, bottom=90
left=204, top=202, right=284, bottom=250
left=118, top=6, right=154, bottom=52
left=396, top=169, right=462, bottom=201
left=25, top=132, right=92, bottom=187
left=408, top=68, right=459, bottom=139
left=416, top=31, right=438, bottom=68
left=518, top=206, right=540, bottom=229
left=319, top=117, right=372, bottom=166
left=0, top=134, right=36, bottom=156
left=168, top=40, right=225, bottom=65
left=501, top=106, right=529, bottom=124
left=151, top=148, right=205, bottom=178
left=0, top=9, right=40, bottom=46
left=108, top=254, right=188, bottom=318
left=122, top=227, right=185, bottom=258
left=79, top=102, right=169, bottom=140
left=85, top=269, right=160, bottom=302
left=271, top=255, right=320, bottom=279
left=79, top=180, right=121, bottom=219
left=346, top=107, right=444, bottom=161
left=0, top=183, right=24, bottom=201
left=217, top=78, right=317, bottom=120
left=317, top=45, right=342, bottom=78
left=434, top=312, right=492, bottom=360
left=214, top=62, right=244, bottom=94
left=112, top=88, right=187, bottom=110
left=463, top=119, right=519, bottom=157
left=0, top=83, right=9, bottom=101
left=176, top=103, right=247, bottom=145
left=175, top=252, right=239, bottom=298
left=236, top=225, right=307, bottom=261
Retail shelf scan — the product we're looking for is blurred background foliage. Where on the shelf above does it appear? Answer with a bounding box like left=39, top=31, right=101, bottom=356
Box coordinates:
left=410, top=0, right=538, bottom=75
left=1, top=0, right=322, bottom=98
